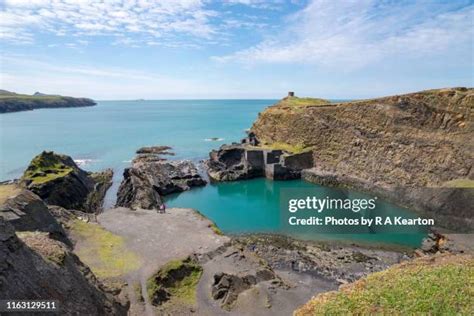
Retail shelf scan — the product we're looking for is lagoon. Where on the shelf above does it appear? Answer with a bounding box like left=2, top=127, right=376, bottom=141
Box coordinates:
left=0, top=100, right=425, bottom=247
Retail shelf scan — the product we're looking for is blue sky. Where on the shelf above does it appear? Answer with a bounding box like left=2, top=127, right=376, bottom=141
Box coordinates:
left=0, top=0, right=472, bottom=99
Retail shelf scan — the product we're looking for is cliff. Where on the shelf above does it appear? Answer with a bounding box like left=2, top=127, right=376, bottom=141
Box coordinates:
left=21, top=151, right=113, bottom=212
left=0, top=90, right=96, bottom=113
left=116, top=146, right=206, bottom=210
left=294, top=253, right=473, bottom=315
left=251, top=88, right=474, bottom=230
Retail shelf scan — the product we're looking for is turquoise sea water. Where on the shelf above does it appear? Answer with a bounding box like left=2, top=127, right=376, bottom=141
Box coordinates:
left=0, top=100, right=425, bottom=247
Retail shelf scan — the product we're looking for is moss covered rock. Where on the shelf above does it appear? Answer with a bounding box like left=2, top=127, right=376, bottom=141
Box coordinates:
left=147, top=257, right=203, bottom=306
left=21, top=151, right=112, bottom=212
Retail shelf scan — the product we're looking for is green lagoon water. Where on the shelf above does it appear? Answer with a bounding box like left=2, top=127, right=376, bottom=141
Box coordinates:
left=0, top=100, right=425, bottom=247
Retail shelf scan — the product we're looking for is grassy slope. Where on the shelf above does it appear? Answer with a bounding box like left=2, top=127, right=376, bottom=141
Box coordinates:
left=22, top=152, right=74, bottom=185
left=442, top=179, right=474, bottom=188
left=279, top=96, right=330, bottom=107
left=147, top=258, right=203, bottom=306
left=0, top=184, right=21, bottom=204
left=294, top=254, right=474, bottom=315
left=71, top=220, right=140, bottom=279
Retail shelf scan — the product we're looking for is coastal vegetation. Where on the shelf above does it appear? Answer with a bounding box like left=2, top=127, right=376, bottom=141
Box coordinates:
left=17, top=231, right=67, bottom=266
left=279, top=96, right=330, bottom=107
left=0, top=184, right=21, bottom=204
left=0, top=90, right=96, bottom=113
left=22, top=151, right=74, bottom=185
left=21, top=151, right=113, bottom=213
left=258, top=141, right=310, bottom=154
left=71, top=219, right=140, bottom=279
left=442, top=178, right=474, bottom=188
left=295, top=254, right=474, bottom=315
left=147, top=258, right=203, bottom=306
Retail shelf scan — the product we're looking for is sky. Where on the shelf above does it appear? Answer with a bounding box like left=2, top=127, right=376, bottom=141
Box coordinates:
left=0, top=0, right=472, bottom=100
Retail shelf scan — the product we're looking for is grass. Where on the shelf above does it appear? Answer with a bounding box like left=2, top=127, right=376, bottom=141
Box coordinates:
left=294, top=254, right=474, bottom=315
left=22, top=151, right=74, bottom=185
left=0, top=184, right=21, bottom=204
left=147, top=258, right=203, bottom=306
left=210, top=223, right=223, bottom=235
left=0, top=95, right=64, bottom=101
left=442, top=179, right=474, bottom=188
left=71, top=220, right=140, bottom=279
left=17, top=231, right=67, bottom=266
left=191, top=209, right=224, bottom=236
left=259, top=142, right=309, bottom=154
left=279, top=96, right=330, bottom=107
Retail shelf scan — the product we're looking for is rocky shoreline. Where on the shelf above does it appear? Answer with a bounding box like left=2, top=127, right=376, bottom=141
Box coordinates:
left=207, top=88, right=474, bottom=233
left=116, top=146, right=206, bottom=210
left=1, top=87, right=473, bottom=315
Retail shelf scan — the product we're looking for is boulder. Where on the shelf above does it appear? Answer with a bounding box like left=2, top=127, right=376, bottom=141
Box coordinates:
left=20, top=151, right=113, bottom=213
left=0, top=187, right=69, bottom=244
left=211, top=269, right=275, bottom=310
left=116, top=147, right=206, bottom=210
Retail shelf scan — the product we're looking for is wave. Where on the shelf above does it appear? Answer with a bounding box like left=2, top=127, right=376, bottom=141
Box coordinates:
left=74, top=159, right=97, bottom=167
left=204, top=137, right=224, bottom=142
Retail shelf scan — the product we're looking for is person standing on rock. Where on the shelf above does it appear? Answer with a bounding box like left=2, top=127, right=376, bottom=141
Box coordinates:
left=159, top=203, right=166, bottom=214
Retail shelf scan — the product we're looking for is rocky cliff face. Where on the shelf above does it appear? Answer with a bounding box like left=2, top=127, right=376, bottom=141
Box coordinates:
left=0, top=219, right=127, bottom=315
left=0, top=187, right=69, bottom=244
left=20, top=151, right=113, bottom=213
left=251, top=88, right=474, bottom=230
left=116, top=146, right=206, bottom=210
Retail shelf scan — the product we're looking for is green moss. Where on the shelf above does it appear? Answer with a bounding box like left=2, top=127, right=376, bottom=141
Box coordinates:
left=0, top=184, right=21, bottom=204
left=210, top=223, right=223, bottom=236
left=147, top=258, right=203, bottom=306
left=191, top=209, right=224, bottom=236
left=260, top=142, right=309, bottom=154
left=134, top=282, right=144, bottom=302
left=295, top=255, right=474, bottom=315
left=22, top=151, right=74, bottom=185
left=279, top=96, right=330, bottom=107
left=71, top=220, right=140, bottom=279
left=17, top=231, right=67, bottom=266
left=442, top=179, right=474, bottom=188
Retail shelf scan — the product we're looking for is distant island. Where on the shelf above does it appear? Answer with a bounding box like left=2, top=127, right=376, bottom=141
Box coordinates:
left=0, top=90, right=96, bottom=113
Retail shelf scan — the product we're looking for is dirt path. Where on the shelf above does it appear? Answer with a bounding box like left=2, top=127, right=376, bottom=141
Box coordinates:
left=97, top=207, right=229, bottom=315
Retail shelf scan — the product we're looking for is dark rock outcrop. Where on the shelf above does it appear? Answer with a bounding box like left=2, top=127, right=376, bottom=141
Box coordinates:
left=116, top=146, right=206, bottom=210
left=0, top=187, right=69, bottom=244
left=20, top=151, right=113, bottom=213
left=211, top=270, right=275, bottom=309
left=0, top=218, right=128, bottom=315
left=206, top=143, right=313, bottom=181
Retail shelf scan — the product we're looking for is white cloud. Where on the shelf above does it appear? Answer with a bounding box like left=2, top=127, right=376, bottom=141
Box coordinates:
left=225, top=0, right=284, bottom=10
left=214, top=0, right=474, bottom=69
left=0, top=55, right=209, bottom=99
left=0, top=0, right=218, bottom=45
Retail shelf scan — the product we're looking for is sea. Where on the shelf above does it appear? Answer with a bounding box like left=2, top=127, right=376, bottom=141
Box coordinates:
left=0, top=100, right=425, bottom=247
